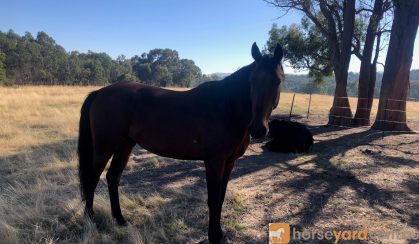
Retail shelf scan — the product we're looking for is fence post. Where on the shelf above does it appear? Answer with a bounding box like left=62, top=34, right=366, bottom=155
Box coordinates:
left=307, top=93, right=312, bottom=119
left=382, top=98, right=388, bottom=139
left=289, top=93, right=296, bottom=121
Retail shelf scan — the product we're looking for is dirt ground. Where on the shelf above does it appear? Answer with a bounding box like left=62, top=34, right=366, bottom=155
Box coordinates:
left=117, top=115, right=419, bottom=243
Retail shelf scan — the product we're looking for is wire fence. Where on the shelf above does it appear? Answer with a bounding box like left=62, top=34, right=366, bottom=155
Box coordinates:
left=275, top=93, right=419, bottom=133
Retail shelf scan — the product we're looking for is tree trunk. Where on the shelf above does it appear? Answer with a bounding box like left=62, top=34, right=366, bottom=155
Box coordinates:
left=372, top=0, right=419, bottom=131
left=327, top=0, right=355, bottom=126
left=353, top=0, right=384, bottom=126
left=329, top=68, right=353, bottom=125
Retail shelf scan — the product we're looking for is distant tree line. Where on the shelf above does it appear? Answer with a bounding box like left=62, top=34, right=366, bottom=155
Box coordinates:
left=0, top=30, right=204, bottom=86
left=283, top=70, right=419, bottom=101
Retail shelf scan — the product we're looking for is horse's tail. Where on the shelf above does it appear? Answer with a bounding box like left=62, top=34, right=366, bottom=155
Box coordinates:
left=78, top=90, right=99, bottom=201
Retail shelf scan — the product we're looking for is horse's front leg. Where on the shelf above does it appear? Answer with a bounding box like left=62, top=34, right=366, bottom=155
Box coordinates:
left=204, top=158, right=226, bottom=243
left=219, top=158, right=235, bottom=212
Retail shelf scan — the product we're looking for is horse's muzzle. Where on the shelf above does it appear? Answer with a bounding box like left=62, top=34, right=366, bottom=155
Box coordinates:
left=249, top=126, right=268, bottom=139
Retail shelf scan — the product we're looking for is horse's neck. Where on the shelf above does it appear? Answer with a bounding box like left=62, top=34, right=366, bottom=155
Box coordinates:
left=223, top=76, right=251, bottom=107
left=221, top=64, right=254, bottom=124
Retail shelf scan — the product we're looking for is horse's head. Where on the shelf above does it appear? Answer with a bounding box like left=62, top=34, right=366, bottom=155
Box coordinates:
left=248, top=42, right=284, bottom=139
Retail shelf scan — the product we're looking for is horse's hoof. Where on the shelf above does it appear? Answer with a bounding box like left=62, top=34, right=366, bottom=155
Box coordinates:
left=220, top=232, right=231, bottom=244
left=115, top=217, right=128, bottom=226
left=209, top=231, right=230, bottom=244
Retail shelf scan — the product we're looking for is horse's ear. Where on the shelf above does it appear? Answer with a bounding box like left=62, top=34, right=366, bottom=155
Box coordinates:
left=273, top=44, right=284, bottom=63
left=251, top=42, right=262, bottom=62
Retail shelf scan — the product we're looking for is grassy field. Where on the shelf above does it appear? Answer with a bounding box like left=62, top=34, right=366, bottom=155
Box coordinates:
left=0, top=86, right=418, bottom=243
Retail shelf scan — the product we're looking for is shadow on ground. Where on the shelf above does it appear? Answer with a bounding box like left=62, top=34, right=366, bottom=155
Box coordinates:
left=2, top=124, right=417, bottom=243
left=121, top=124, right=418, bottom=243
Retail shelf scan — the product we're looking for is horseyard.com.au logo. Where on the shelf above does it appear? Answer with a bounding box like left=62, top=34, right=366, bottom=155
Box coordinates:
left=269, top=223, right=369, bottom=244
left=269, top=223, right=290, bottom=244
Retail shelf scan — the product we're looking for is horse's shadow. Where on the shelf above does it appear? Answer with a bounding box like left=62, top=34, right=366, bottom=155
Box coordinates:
left=0, top=139, right=77, bottom=186
left=122, top=125, right=418, bottom=243
left=2, top=125, right=417, bottom=243
left=236, top=126, right=418, bottom=243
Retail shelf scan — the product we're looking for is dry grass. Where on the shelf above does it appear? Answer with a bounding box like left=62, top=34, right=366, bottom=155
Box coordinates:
left=0, top=85, right=418, bottom=243
left=0, top=86, right=99, bottom=155
left=0, top=85, right=247, bottom=243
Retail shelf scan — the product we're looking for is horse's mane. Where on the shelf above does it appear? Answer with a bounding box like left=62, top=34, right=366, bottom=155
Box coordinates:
left=221, top=62, right=256, bottom=85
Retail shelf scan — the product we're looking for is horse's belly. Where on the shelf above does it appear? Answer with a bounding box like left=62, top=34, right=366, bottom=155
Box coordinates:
left=129, top=121, right=211, bottom=160
left=138, top=143, right=203, bottom=160
left=128, top=99, right=236, bottom=160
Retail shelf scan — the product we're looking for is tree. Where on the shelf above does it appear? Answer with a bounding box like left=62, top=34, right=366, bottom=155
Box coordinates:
left=265, top=20, right=332, bottom=84
left=266, top=0, right=356, bottom=125
left=151, top=64, right=172, bottom=86
left=68, top=51, right=82, bottom=84
left=134, top=63, right=153, bottom=83
left=113, top=55, right=135, bottom=82
left=0, top=30, right=21, bottom=82
left=84, top=59, right=107, bottom=85
left=131, top=48, right=202, bottom=87
left=352, top=0, right=392, bottom=126
left=0, top=50, right=6, bottom=85
left=173, top=59, right=202, bottom=87
left=372, top=0, right=419, bottom=131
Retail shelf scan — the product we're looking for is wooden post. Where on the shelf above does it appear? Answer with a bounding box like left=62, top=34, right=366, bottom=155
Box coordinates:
left=382, top=98, right=388, bottom=139
left=307, top=93, right=312, bottom=119
left=289, top=93, right=296, bottom=121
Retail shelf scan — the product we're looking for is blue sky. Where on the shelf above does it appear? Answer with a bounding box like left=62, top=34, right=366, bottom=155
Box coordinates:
left=1, top=0, right=418, bottom=74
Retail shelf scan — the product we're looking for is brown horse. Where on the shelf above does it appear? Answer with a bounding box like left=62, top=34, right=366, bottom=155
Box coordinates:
left=78, top=42, right=284, bottom=243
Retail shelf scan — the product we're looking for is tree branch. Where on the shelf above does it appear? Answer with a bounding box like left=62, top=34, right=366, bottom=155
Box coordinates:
left=373, top=31, right=382, bottom=65
left=319, top=0, right=340, bottom=62
left=356, top=7, right=374, bottom=14
left=376, top=29, right=391, bottom=35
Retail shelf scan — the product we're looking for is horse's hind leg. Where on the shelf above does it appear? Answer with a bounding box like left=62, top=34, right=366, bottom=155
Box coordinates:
left=85, top=152, right=112, bottom=219
left=106, top=138, right=136, bottom=225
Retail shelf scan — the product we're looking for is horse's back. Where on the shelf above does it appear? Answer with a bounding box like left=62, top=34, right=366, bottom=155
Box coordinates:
left=88, top=81, right=235, bottom=160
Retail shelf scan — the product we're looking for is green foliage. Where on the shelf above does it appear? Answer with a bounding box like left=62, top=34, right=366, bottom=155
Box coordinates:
left=174, top=59, right=203, bottom=87
left=0, top=50, right=5, bottom=85
left=131, top=48, right=202, bottom=87
left=0, top=30, right=202, bottom=86
left=265, top=20, right=333, bottom=83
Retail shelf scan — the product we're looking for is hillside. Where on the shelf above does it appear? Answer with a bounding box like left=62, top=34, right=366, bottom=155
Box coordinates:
left=206, top=69, right=419, bottom=100
left=282, top=70, right=419, bottom=100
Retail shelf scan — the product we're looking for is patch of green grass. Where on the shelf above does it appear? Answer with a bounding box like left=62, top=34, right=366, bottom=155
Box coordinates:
left=289, top=200, right=305, bottom=211
left=222, top=189, right=248, bottom=232
left=224, top=219, right=246, bottom=231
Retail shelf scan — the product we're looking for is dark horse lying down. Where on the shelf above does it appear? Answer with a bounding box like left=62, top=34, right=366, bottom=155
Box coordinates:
left=78, top=43, right=284, bottom=243
left=265, top=119, right=313, bottom=153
